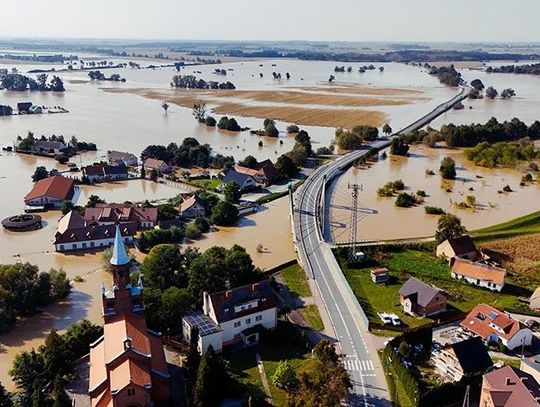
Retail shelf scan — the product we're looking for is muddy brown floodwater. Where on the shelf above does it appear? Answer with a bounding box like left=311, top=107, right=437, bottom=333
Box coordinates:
left=328, top=145, right=540, bottom=243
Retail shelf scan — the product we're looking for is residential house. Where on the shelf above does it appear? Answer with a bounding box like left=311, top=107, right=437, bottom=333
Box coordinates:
left=436, top=235, right=480, bottom=263
left=222, top=170, right=257, bottom=192
left=371, top=268, right=390, bottom=284
left=180, top=195, right=207, bottom=218
left=89, top=226, right=170, bottom=406
left=84, top=203, right=158, bottom=229
left=521, top=356, right=540, bottom=384
left=182, top=280, right=278, bottom=353
left=107, top=150, right=138, bottom=167
left=17, top=102, right=33, bottom=113
left=144, top=158, right=171, bottom=175
left=432, top=337, right=492, bottom=381
left=24, top=175, right=74, bottom=208
left=451, top=258, right=506, bottom=292
left=234, top=159, right=282, bottom=186
left=54, top=210, right=136, bottom=252
left=529, top=287, right=540, bottom=311
left=82, top=163, right=129, bottom=182
left=399, top=277, right=448, bottom=317
left=32, top=140, right=66, bottom=154
left=479, top=366, right=540, bottom=407
left=460, top=304, right=533, bottom=350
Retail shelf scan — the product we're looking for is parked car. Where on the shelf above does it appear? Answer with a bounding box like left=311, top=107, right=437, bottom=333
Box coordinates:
left=377, top=312, right=392, bottom=325
left=390, top=314, right=402, bottom=326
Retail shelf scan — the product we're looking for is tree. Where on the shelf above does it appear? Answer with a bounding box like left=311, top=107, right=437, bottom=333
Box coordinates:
left=49, top=76, right=65, bottom=92
left=205, top=116, right=216, bottom=127
left=141, top=244, right=186, bottom=291
left=157, top=203, right=179, bottom=220
left=186, top=326, right=201, bottom=380
left=185, top=223, right=203, bottom=240
left=382, top=123, right=393, bottom=136
left=41, top=330, right=70, bottom=378
left=149, top=169, right=158, bottom=182
left=335, top=129, right=362, bottom=150
left=0, top=382, right=13, bottom=407
left=485, top=86, right=498, bottom=99
left=51, top=376, right=71, bottom=407
left=48, top=269, right=71, bottom=300
left=288, top=143, right=308, bottom=167
left=61, top=200, right=75, bottom=215
left=273, top=360, right=298, bottom=391
left=435, top=214, right=467, bottom=244
left=440, top=156, right=457, bottom=180
left=193, top=346, right=228, bottom=407
left=223, top=181, right=241, bottom=203
left=390, top=137, right=409, bottom=156
left=159, top=287, right=193, bottom=331
left=295, top=130, right=312, bottom=156
left=10, top=349, right=47, bottom=396
left=192, top=103, right=207, bottom=123
left=276, top=154, right=298, bottom=178
left=263, top=118, right=275, bottom=128
left=265, top=123, right=279, bottom=137
left=470, top=79, right=485, bottom=91
left=286, top=124, right=300, bottom=134
left=501, top=88, right=516, bottom=99
left=210, top=201, right=239, bottom=226
left=351, top=125, right=379, bottom=141
left=238, top=155, right=258, bottom=169
left=86, top=194, right=105, bottom=208
left=31, top=166, right=49, bottom=183
left=194, top=217, right=211, bottom=233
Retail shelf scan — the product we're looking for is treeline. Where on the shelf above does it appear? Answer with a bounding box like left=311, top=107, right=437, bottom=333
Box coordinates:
left=465, top=138, right=538, bottom=168
left=487, top=63, right=540, bottom=75
left=335, top=125, right=379, bottom=150
left=88, top=70, right=126, bottom=82
left=0, top=73, right=65, bottom=92
left=141, top=137, right=235, bottom=169
left=6, top=320, right=102, bottom=407
left=0, top=263, right=71, bottom=333
left=0, top=53, right=74, bottom=63
left=428, top=64, right=462, bottom=86
left=406, top=117, right=540, bottom=148
left=171, top=74, right=235, bottom=89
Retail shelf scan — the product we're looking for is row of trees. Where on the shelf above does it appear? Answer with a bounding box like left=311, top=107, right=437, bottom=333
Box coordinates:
left=141, top=137, right=235, bottom=169
left=486, top=63, right=540, bottom=75
left=428, top=65, right=462, bottom=87
left=0, top=263, right=71, bottom=333
left=171, top=74, right=235, bottom=90
left=335, top=124, right=381, bottom=150
left=88, top=70, right=125, bottom=82
left=465, top=138, right=538, bottom=168
left=1, top=73, right=65, bottom=92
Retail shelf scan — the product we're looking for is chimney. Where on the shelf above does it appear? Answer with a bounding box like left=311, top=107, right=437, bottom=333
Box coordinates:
left=123, top=338, right=132, bottom=350
left=225, top=290, right=233, bottom=300
left=203, top=291, right=209, bottom=315
left=505, top=377, right=515, bottom=386
left=252, top=283, right=260, bottom=292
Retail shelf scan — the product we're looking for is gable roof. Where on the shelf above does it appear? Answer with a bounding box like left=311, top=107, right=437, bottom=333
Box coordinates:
left=482, top=366, right=540, bottom=407
left=144, top=158, right=168, bottom=170
left=209, top=280, right=278, bottom=324
left=530, top=287, right=540, bottom=310
left=34, top=140, right=66, bottom=150
left=54, top=222, right=137, bottom=245
left=83, top=163, right=128, bottom=177
left=223, top=170, right=255, bottom=186
left=180, top=194, right=206, bottom=213
left=84, top=204, right=158, bottom=225
left=452, top=258, right=506, bottom=286
left=445, top=235, right=477, bottom=255
left=25, top=175, right=74, bottom=201
left=449, top=337, right=493, bottom=374
left=107, top=150, right=137, bottom=161
left=58, top=210, right=86, bottom=234
left=461, top=304, right=526, bottom=342
left=399, top=277, right=446, bottom=307
left=255, top=159, right=282, bottom=181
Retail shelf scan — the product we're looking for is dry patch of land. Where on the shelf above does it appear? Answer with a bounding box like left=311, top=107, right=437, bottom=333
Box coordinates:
left=68, top=79, right=90, bottom=84
left=480, top=234, right=540, bottom=275
left=427, top=61, right=485, bottom=69
left=104, top=86, right=394, bottom=127
left=295, top=84, right=426, bottom=97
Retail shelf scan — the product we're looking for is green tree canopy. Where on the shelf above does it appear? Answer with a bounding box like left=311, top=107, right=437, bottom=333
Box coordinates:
left=435, top=213, right=467, bottom=244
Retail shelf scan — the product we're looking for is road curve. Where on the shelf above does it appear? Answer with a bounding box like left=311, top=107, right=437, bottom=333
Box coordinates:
left=292, top=86, right=469, bottom=406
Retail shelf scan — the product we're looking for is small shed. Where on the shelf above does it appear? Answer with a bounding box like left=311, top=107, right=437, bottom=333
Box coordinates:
left=371, top=267, right=390, bottom=284
left=17, top=102, right=33, bottom=113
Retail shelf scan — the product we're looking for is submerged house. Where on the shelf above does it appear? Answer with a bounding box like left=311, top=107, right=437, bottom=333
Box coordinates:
left=107, top=150, right=138, bottom=167
left=24, top=175, right=74, bottom=209
left=182, top=280, right=278, bottom=353
left=82, top=163, right=129, bottom=182
left=222, top=170, right=257, bottom=192
left=180, top=195, right=207, bottom=218
left=84, top=203, right=158, bottom=229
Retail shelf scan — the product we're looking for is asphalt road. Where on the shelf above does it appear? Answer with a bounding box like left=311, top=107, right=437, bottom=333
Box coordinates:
left=292, top=86, right=470, bottom=406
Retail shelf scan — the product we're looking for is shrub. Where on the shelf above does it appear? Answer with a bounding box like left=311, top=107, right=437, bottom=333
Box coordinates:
left=194, top=217, right=211, bottom=233
left=395, top=192, right=418, bottom=207
left=390, top=137, right=409, bottom=156
left=425, top=206, right=445, bottom=215
left=185, top=223, right=202, bottom=240
left=286, top=124, right=300, bottom=134
left=205, top=116, right=216, bottom=127
left=416, top=190, right=427, bottom=197
left=440, top=156, right=457, bottom=180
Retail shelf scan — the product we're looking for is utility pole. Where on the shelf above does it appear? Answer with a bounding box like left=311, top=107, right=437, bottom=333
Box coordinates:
left=288, top=181, right=295, bottom=216
left=462, top=385, right=470, bottom=407
left=321, top=174, right=327, bottom=239
left=348, top=182, right=363, bottom=261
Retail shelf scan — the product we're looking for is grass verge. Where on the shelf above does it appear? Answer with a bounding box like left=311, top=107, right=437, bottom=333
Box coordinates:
left=472, top=210, right=540, bottom=241
left=279, top=263, right=311, bottom=298
left=301, top=305, right=324, bottom=331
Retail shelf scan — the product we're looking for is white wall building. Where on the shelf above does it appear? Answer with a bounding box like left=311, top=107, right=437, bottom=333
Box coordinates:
left=182, top=280, right=278, bottom=353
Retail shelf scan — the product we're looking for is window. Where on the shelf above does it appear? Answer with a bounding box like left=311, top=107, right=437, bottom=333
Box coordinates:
left=255, top=315, right=262, bottom=322
left=127, top=388, right=136, bottom=396
left=234, top=321, right=241, bottom=328
left=59, top=245, right=64, bottom=251
left=72, top=244, right=77, bottom=249
left=90, top=241, right=95, bottom=247
left=246, top=318, right=251, bottom=324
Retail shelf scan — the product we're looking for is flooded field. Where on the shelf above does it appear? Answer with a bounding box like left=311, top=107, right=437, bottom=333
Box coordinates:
left=327, top=145, right=540, bottom=243
left=1, top=56, right=539, bottom=390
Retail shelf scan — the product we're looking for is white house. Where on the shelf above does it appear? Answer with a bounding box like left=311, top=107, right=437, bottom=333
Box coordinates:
left=451, top=258, right=506, bottom=292
left=436, top=235, right=480, bottom=263
left=24, top=175, right=74, bottom=208
left=180, top=195, right=207, bottom=218
left=182, top=280, right=278, bottom=353
left=460, top=304, right=533, bottom=351
left=107, top=150, right=138, bottom=167
left=222, top=170, right=257, bottom=192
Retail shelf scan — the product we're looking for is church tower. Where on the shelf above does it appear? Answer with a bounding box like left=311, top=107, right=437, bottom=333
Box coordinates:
left=102, top=225, right=144, bottom=322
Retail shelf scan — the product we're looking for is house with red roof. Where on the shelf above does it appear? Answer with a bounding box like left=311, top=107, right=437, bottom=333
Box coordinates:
left=84, top=203, right=158, bottom=229
left=479, top=366, right=540, bottom=407
left=460, top=304, right=533, bottom=350
left=234, top=159, right=282, bottom=186
left=451, top=258, right=506, bottom=292
left=24, top=175, right=74, bottom=209
left=143, top=158, right=171, bottom=175
left=182, top=280, right=278, bottom=353
left=89, top=226, right=170, bottom=407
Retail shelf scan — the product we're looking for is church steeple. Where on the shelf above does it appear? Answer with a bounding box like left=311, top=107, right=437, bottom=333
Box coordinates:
left=102, top=225, right=143, bottom=320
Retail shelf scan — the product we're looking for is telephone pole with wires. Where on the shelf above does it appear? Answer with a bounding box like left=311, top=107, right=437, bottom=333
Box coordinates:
left=348, top=182, right=363, bottom=261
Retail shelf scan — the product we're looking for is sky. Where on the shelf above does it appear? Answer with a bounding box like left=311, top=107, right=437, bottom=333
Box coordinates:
left=3, top=0, right=540, bottom=43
